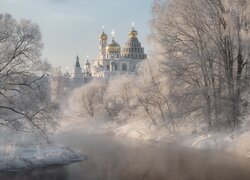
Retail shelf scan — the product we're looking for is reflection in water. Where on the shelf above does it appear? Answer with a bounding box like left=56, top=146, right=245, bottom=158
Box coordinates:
left=1, top=134, right=250, bottom=180
left=0, top=166, right=68, bottom=180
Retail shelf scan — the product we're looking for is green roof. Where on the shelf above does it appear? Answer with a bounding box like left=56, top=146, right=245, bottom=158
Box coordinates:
left=75, top=56, right=81, bottom=68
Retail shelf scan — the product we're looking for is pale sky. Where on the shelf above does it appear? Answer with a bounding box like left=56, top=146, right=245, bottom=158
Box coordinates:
left=0, top=0, right=153, bottom=71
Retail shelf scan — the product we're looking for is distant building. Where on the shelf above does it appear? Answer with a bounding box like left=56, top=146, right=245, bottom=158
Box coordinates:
left=92, top=24, right=147, bottom=78
left=64, top=24, right=147, bottom=86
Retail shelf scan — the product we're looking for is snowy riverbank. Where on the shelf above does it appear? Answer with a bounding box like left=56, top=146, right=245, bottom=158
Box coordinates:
left=59, top=119, right=250, bottom=159
left=0, top=144, right=86, bottom=171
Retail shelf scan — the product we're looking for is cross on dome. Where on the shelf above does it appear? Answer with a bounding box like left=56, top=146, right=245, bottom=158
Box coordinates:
left=111, top=30, right=115, bottom=39
left=111, top=30, right=115, bottom=37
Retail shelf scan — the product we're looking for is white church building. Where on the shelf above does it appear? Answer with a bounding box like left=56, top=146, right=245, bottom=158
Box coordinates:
left=70, top=24, right=147, bottom=82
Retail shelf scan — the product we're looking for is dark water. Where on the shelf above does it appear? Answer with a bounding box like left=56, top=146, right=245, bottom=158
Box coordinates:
left=1, top=133, right=250, bottom=180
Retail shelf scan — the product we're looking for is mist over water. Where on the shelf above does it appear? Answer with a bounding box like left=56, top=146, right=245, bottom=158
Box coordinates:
left=2, top=130, right=250, bottom=180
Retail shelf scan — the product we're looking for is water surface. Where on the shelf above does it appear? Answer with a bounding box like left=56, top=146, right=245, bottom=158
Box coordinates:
left=1, top=133, right=250, bottom=180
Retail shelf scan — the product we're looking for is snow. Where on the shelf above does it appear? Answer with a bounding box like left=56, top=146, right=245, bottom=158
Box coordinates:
left=0, top=143, right=86, bottom=171
left=114, top=121, right=152, bottom=140
left=58, top=116, right=250, bottom=160
left=111, top=120, right=250, bottom=158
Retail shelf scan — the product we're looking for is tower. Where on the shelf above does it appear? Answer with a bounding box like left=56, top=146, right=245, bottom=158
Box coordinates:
left=84, top=56, right=91, bottom=77
left=72, top=55, right=83, bottom=78
left=121, top=23, right=147, bottom=59
left=99, top=26, right=108, bottom=59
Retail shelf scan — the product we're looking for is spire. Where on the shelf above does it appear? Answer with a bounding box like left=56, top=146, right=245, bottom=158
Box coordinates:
left=75, top=55, right=81, bottom=68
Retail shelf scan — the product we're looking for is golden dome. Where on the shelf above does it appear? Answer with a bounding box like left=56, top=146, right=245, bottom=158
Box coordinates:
left=99, top=32, right=108, bottom=40
left=129, top=29, right=138, bottom=38
left=106, top=40, right=121, bottom=52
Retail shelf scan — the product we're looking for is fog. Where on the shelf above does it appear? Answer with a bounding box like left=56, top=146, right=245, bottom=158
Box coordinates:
left=4, top=128, right=249, bottom=180
left=57, top=132, right=250, bottom=180
left=1, top=127, right=250, bottom=180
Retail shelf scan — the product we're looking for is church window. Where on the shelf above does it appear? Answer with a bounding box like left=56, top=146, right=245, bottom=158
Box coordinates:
left=133, top=64, right=136, bottom=71
left=111, top=62, right=117, bottom=71
left=122, top=63, right=127, bottom=71
left=107, top=65, right=110, bottom=71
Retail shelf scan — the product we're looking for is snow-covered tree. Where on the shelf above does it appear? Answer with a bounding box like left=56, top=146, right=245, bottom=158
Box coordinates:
left=151, top=0, right=250, bottom=129
left=104, top=75, right=138, bottom=122
left=136, top=59, right=176, bottom=131
left=0, top=14, right=56, bottom=136
left=70, top=79, right=107, bottom=119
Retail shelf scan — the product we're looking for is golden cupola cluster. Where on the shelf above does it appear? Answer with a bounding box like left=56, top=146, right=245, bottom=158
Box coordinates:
left=98, top=24, right=147, bottom=60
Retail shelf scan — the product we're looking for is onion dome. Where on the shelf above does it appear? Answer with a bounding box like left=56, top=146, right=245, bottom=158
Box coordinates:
left=129, top=22, right=138, bottom=38
left=99, top=26, right=108, bottom=40
left=129, top=29, right=138, bottom=38
left=106, top=39, right=121, bottom=52
left=99, top=31, right=107, bottom=40
left=106, top=30, right=121, bottom=52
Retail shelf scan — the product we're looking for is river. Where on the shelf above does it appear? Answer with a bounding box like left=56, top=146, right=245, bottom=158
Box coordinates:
left=1, top=131, right=250, bottom=180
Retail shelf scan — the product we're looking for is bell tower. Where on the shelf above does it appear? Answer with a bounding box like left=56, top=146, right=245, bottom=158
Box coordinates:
left=121, top=22, right=147, bottom=60
left=99, top=26, right=108, bottom=59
